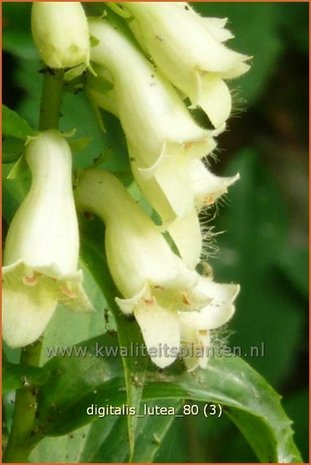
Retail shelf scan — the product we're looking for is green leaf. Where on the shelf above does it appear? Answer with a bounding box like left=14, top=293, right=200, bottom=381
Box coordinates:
left=142, top=357, right=302, bottom=463
left=2, top=105, right=34, bottom=140
left=35, top=334, right=125, bottom=437
left=132, top=400, right=182, bottom=462
left=30, top=406, right=179, bottom=464
left=33, top=333, right=301, bottom=463
left=29, top=425, right=91, bottom=463
left=79, top=400, right=181, bottom=462
left=283, top=390, right=309, bottom=462
left=3, top=360, right=50, bottom=394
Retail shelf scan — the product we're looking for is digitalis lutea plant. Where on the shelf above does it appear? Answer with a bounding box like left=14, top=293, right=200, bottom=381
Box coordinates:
left=15, top=1, right=248, bottom=370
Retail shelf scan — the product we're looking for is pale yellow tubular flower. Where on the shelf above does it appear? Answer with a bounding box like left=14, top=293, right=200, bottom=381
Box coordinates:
left=31, top=2, right=90, bottom=69
left=125, top=2, right=250, bottom=128
left=133, top=155, right=239, bottom=269
left=75, top=169, right=239, bottom=369
left=179, top=278, right=240, bottom=370
left=88, top=18, right=217, bottom=172
left=87, top=13, right=241, bottom=270
left=133, top=153, right=239, bottom=223
left=3, top=130, right=92, bottom=348
left=75, top=169, right=198, bottom=302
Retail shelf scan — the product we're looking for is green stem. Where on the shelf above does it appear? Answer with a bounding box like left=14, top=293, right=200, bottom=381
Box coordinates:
left=3, top=341, right=44, bottom=462
left=4, top=68, right=65, bottom=464
left=39, top=68, right=64, bottom=130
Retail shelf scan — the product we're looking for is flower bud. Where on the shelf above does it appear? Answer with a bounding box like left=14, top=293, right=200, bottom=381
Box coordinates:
left=31, top=2, right=89, bottom=69
left=3, top=130, right=92, bottom=348
left=125, top=2, right=250, bottom=128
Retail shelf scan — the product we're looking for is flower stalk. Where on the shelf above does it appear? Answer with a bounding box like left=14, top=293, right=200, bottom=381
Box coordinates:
left=31, top=2, right=90, bottom=70
left=39, top=69, right=64, bottom=130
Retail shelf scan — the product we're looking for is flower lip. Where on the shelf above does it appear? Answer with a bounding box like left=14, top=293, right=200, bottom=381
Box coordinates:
left=125, top=2, right=250, bottom=128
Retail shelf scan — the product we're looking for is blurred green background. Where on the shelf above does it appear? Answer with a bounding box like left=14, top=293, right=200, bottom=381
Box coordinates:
left=3, top=2, right=308, bottom=462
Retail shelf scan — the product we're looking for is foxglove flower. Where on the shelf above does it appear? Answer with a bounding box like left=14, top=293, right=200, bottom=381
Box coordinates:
left=124, top=2, right=250, bottom=128
left=133, top=156, right=239, bottom=223
left=75, top=169, right=239, bottom=369
left=88, top=19, right=217, bottom=169
left=31, top=2, right=90, bottom=69
left=2, top=130, right=92, bottom=348
left=133, top=158, right=239, bottom=268
left=88, top=20, right=240, bottom=225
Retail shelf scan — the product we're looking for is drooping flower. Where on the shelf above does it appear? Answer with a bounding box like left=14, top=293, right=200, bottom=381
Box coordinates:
left=31, top=2, right=90, bottom=69
left=179, top=274, right=237, bottom=370
left=87, top=18, right=218, bottom=168
left=87, top=21, right=240, bottom=225
left=133, top=157, right=239, bottom=268
left=132, top=156, right=239, bottom=223
left=2, top=130, right=92, bottom=348
left=75, top=169, right=239, bottom=369
left=124, top=2, right=250, bottom=128
left=87, top=17, right=241, bottom=274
